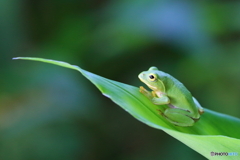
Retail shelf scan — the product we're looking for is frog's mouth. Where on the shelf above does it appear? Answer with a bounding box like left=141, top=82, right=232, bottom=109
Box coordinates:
left=138, top=73, right=150, bottom=85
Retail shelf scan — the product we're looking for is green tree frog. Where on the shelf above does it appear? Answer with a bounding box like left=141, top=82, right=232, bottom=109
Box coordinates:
left=138, top=67, right=204, bottom=127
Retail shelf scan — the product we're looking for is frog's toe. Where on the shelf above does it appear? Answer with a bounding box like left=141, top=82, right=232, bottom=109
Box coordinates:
left=139, top=86, right=147, bottom=93
left=157, top=109, right=164, bottom=116
left=198, top=108, right=204, bottom=115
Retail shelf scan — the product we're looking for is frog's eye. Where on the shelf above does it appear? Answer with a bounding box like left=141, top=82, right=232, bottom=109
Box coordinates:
left=148, top=74, right=157, bottom=81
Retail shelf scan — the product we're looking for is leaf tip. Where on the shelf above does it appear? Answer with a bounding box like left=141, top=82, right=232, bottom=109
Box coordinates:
left=12, top=57, right=21, bottom=60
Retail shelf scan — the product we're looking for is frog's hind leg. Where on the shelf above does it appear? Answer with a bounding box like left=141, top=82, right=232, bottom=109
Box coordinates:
left=192, top=97, right=204, bottom=115
left=162, top=108, right=195, bottom=127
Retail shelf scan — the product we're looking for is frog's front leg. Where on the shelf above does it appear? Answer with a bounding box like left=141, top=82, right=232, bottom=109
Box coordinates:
left=151, top=92, right=170, bottom=105
left=163, top=108, right=196, bottom=127
left=140, top=86, right=170, bottom=105
left=139, top=86, right=154, bottom=100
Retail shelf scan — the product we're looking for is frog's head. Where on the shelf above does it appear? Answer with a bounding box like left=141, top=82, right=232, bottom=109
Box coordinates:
left=138, top=66, right=165, bottom=92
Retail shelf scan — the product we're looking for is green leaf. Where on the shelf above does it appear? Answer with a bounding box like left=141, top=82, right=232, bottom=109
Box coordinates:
left=13, top=57, right=240, bottom=159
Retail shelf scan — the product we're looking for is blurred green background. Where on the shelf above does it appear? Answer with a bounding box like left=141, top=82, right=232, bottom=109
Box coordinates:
left=1, top=0, right=240, bottom=159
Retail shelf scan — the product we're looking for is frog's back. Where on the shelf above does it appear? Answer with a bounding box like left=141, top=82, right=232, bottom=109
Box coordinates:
left=159, top=71, right=199, bottom=117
